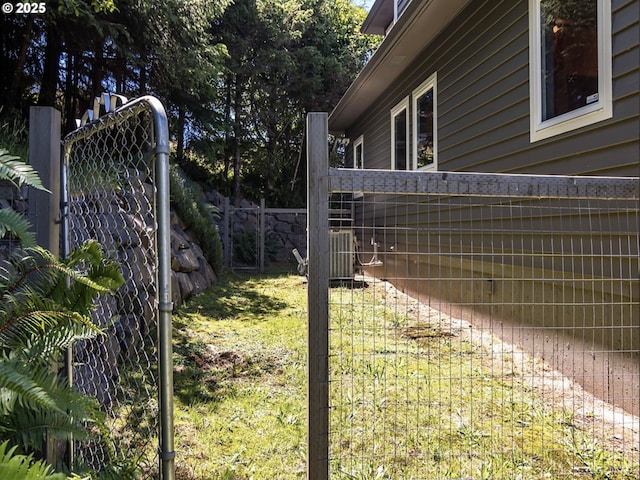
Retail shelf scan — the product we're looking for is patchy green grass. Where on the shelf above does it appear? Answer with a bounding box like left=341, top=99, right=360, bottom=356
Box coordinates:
left=173, top=272, right=638, bottom=479
left=173, top=272, right=308, bottom=479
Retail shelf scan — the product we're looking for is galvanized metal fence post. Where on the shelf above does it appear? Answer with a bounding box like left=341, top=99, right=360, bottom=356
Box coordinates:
left=147, top=96, right=175, bottom=480
left=306, top=112, right=329, bottom=480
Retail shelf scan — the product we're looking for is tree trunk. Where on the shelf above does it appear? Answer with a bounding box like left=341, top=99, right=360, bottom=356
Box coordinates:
left=63, top=52, right=76, bottom=133
left=6, top=16, right=34, bottom=108
left=139, top=57, right=147, bottom=95
left=232, top=76, right=243, bottom=206
left=90, top=38, right=104, bottom=101
left=223, top=79, right=233, bottom=194
left=38, top=25, right=62, bottom=106
left=177, top=103, right=186, bottom=161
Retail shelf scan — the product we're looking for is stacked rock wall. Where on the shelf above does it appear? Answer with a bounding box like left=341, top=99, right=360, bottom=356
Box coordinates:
left=70, top=170, right=217, bottom=406
left=170, top=210, right=217, bottom=306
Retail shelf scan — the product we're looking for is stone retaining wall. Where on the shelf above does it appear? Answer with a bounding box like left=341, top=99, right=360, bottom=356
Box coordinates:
left=207, top=191, right=307, bottom=265
left=170, top=210, right=217, bottom=306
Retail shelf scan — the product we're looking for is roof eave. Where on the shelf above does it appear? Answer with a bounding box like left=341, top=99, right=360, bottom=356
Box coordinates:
left=329, top=0, right=472, bottom=135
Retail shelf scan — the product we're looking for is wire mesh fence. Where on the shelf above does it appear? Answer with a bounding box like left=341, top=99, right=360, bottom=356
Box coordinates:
left=307, top=116, right=640, bottom=479
left=330, top=172, right=639, bottom=479
left=229, top=203, right=263, bottom=271
left=62, top=97, right=173, bottom=478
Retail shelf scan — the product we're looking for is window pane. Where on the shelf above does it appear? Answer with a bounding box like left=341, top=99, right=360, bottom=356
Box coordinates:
left=394, top=110, right=407, bottom=170
left=416, top=89, right=434, bottom=168
left=540, top=0, right=598, bottom=121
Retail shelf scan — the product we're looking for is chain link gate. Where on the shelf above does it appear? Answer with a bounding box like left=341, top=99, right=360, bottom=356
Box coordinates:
left=62, top=95, right=174, bottom=479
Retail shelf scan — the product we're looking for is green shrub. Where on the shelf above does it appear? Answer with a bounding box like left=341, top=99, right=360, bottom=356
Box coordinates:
left=174, top=149, right=219, bottom=189
left=169, top=164, right=224, bottom=275
left=0, top=108, right=28, bottom=162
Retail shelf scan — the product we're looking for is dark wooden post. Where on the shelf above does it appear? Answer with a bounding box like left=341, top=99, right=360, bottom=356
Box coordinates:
left=28, top=106, right=62, bottom=467
left=306, top=112, right=329, bottom=480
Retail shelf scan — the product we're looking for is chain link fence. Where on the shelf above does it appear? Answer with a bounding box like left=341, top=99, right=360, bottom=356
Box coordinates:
left=62, top=96, right=173, bottom=478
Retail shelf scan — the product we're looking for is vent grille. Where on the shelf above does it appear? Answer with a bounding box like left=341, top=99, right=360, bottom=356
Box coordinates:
left=329, top=230, right=353, bottom=279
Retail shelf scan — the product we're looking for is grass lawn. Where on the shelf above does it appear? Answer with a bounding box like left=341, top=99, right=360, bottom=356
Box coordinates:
left=172, top=270, right=638, bottom=479
left=173, top=270, right=308, bottom=479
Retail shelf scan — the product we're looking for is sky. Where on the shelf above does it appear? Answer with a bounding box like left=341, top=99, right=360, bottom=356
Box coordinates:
left=358, top=0, right=375, bottom=12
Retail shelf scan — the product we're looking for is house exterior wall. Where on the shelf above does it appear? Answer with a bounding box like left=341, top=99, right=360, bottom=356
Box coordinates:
left=352, top=188, right=639, bottom=414
left=345, top=0, right=639, bottom=176
left=337, top=0, right=639, bottom=414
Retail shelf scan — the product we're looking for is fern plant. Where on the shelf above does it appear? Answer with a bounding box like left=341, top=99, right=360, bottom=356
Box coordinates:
left=0, top=241, right=124, bottom=459
left=0, top=145, right=125, bottom=477
left=0, top=441, right=67, bottom=479
left=0, top=148, right=47, bottom=248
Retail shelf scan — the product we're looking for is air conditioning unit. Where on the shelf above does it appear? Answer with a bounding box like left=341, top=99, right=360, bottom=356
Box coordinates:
left=329, top=230, right=353, bottom=279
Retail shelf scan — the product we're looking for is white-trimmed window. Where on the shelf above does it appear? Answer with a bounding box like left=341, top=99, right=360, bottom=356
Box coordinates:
left=391, top=97, right=409, bottom=170
left=353, top=135, right=364, bottom=169
left=412, top=73, right=437, bottom=170
left=529, top=0, right=612, bottom=142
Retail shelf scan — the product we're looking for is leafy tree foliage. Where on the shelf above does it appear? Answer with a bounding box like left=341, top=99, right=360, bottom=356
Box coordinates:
left=0, top=0, right=378, bottom=207
left=201, top=0, right=379, bottom=206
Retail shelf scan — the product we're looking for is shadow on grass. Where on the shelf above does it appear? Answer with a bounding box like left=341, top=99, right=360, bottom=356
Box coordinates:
left=172, top=271, right=294, bottom=406
left=177, top=272, right=291, bottom=322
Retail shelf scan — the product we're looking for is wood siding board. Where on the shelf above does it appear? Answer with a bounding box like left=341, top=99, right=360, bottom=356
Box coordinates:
left=441, top=21, right=528, bottom=106
left=613, top=67, right=640, bottom=98
left=440, top=91, right=529, bottom=156
left=612, top=0, right=639, bottom=32
left=612, top=22, right=640, bottom=51
left=417, top=0, right=500, bottom=87
left=612, top=26, right=640, bottom=58
left=439, top=51, right=529, bottom=128
left=495, top=140, right=639, bottom=176
left=441, top=120, right=530, bottom=170
left=347, top=0, right=638, bottom=175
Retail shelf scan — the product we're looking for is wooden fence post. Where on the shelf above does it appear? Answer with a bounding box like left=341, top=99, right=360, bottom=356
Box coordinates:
left=306, top=112, right=329, bottom=480
left=28, top=106, right=62, bottom=467
left=28, top=106, right=61, bottom=256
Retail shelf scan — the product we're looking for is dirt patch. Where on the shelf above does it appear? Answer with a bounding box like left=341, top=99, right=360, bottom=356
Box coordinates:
left=367, top=275, right=640, bottom=465
left=400, top=323, right=456, bottom=341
